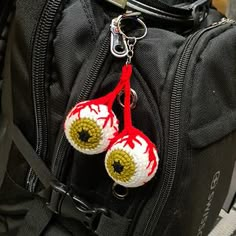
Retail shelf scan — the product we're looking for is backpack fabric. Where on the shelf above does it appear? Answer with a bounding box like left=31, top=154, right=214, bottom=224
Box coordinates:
left=0, top=0, right=236, bottom=235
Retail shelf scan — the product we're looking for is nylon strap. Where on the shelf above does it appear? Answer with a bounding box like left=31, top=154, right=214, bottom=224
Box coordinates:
left=0, top=117, right=12, bottom=188
left=17, top=197, right=53, bottom=236
left=0, top=31, right=13, bottom=189
left=11, top=124, right=57, bottom=189
left=96, top=212, right=130, bottom=236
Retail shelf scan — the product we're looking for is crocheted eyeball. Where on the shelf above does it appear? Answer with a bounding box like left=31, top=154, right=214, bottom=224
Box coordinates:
left=64, top=101, right=119, bottom=155
left=105, top=132, right=159, bottom=188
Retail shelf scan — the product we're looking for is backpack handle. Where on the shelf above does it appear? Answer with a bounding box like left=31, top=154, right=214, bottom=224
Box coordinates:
left=105, top=0, right=211, bottom=26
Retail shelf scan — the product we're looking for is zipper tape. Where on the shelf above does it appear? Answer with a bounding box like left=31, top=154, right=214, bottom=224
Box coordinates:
left=27, top=0, right=63, bottom=192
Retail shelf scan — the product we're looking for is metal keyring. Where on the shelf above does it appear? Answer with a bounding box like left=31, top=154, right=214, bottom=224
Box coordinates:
left=117, top=89, right=138, bottom=109
left=112, top=183, right=129, bottom=200
left=117, top=16, right=147, bottom=41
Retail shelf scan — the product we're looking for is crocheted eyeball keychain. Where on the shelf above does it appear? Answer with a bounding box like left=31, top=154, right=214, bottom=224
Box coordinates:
left=105, top=64, right=159, bottom=188
left=105, top=128, right=158, bottom=188
left=64, top=101, right=119, bottom=155
left=64, top=65, right=131, bottom=155
left=64, top=14, right=158, bottom=187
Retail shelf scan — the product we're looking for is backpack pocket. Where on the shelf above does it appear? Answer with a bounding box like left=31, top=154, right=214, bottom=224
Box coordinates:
left=174, top=23, right=236, bottom=236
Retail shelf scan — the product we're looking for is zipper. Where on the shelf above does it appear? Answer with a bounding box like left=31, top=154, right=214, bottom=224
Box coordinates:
left=142, top=19, right=235, bottom=236
left=26, top=0, right=63, bottom=192
left=52, top=33, right=110, bottom=178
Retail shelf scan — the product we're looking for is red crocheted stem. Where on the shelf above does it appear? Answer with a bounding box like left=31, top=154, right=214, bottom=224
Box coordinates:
left=71, top=64, right=133, bottom=131
left=88, top=64, right=133, bottom=110
left=106, top=81, right=125, bottom=108
left=80, top=81, right=124, bottom=111
left=107, top=64, right=133, bottom=108
left=124, top=71, right=132, bottom=129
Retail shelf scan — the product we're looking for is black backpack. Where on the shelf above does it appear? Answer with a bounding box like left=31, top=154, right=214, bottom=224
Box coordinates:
left=0, top=0, right=236, bottom=235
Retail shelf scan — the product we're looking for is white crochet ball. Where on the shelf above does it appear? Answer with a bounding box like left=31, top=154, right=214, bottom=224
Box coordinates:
left=64, top=102, right=119, bottom=155
left=105, top=134, right=159, bottom=188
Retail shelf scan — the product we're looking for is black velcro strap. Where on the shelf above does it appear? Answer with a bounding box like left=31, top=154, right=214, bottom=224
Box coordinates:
left=17, top=197, right=53, bottom=236
left=96, top=212, right=131, bottom=236
left=11, top=124, right=56, bottom=189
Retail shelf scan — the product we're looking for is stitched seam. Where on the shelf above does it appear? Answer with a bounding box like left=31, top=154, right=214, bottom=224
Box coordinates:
left=81, top=0, right=97, bottom=43
left=160, top=44, right=183, bottom=98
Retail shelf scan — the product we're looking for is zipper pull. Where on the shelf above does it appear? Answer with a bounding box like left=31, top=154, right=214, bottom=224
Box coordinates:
left=110, top=12, right=147, bottom=62
left=110, top=17, right=128, bottom=58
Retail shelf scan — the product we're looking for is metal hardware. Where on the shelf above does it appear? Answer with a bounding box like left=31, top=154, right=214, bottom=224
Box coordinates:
left=112, top=183, right=129, bottom=200
left=111, top=18, right=128, bottom=58
left=118, top=13, right=147, bottom=64
left=110, top=13, right=147, bottom=60
left=117, top=88, right=138, bottom=109
left=117, top=14, right=147, bottom=41
left=126, top=38, right=137, bottom=64
left=47, top=181, right=108, bottom=232
left=105, top=0, right=127, bottom=9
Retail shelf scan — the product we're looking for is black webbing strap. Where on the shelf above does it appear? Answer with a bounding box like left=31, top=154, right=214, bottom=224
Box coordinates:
left=0, top=32, right=13, bottom=189
left=11, top=124, right=57, bottom=188
left=96, top=212, right=131, bottom=236
left=17, top=197, right=53, bottom=236
left=0, top=118, right=12, bottom=188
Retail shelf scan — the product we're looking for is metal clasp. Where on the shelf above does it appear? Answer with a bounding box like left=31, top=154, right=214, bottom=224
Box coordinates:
left=110, top=12, right=147, bottom=62
left=111, top=17, right=129, bottom=58
left=47, top=181, right=108, bottom=232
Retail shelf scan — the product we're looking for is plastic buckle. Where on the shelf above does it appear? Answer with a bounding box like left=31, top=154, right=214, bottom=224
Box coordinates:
left=47, top=181, right=108, bottom=232
left=46, top=181, right=68, bottom=214
left=190, top=0, right=211, bottom=25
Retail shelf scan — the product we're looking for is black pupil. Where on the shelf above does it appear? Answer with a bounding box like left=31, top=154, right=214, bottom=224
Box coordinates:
left=78, top=130, right=91, bottom=142
left=112, top=161, right=124, bottom=174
